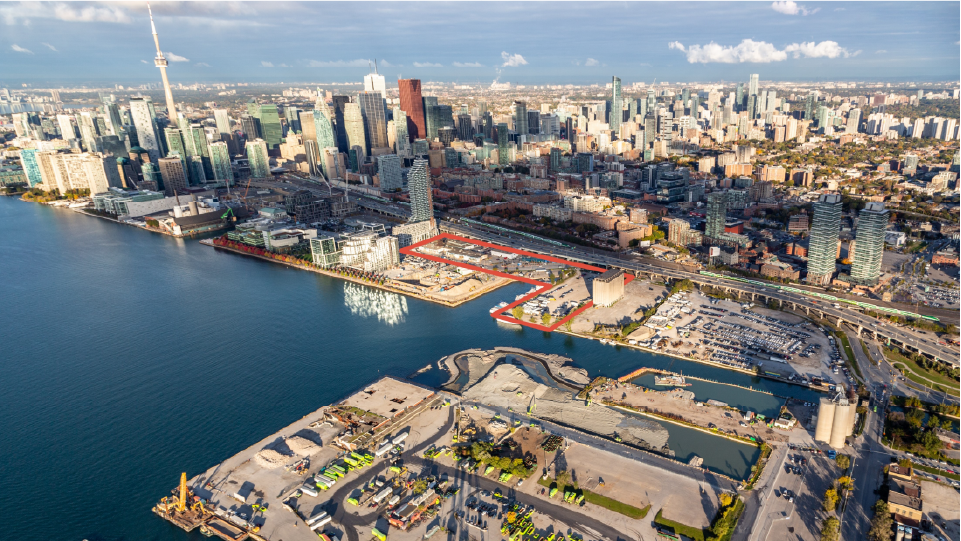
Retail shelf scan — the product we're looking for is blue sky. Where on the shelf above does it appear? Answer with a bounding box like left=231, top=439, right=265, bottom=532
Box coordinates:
left=1, top=1, right=958, bottom=85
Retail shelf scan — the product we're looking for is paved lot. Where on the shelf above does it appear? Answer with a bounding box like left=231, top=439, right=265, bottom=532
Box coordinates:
left=921, top=480, right=961, bottom=541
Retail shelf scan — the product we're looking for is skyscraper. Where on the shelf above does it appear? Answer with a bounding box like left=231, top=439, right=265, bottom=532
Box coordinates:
left=377, top=154, right=403, bottom=192
left=343, top=102, right=367, bottom=160
left=735, top=83, right=745, bottom=111
left=313, top=104, right=337, bottom=178
left=705, top=191, right=727, bottom=239
left=748, top=73, right=759, bottom=98
left=850, top=203, right=888, bottom=286
left=240, top=114, right=260, bottom=141
left=407, top=158, right=433, bottom=223
left=214, top=109, right=231, bottom=135
left=392, top=107, right=411, bottom=156
left=457, top=114, right=473, bottom=141
left=331, top=95, right=351, bottom=151
left=147, top=4, right=178, bottom=128
left=807, top=194, right=842, bottom=286
left=496, top=123, right=509, bottom=166
left=158, top=156, right=187, bottom=196
left=359, top=91, right=388, bottom=152
left=425, top=104, right=453, bottom=140
left=610, top=76, right=622, bottom=133
left=255, top=104, right=283, bottom=150
left=398, top=79, right=426, bottom=142
left=130, top=97, right=161, bottom=164
left=513, top=101, right=528, bottom=139
left=209, top=140, right=232, bottom=183
left=363, top=61, right=386, bottom=94
left=246, top=138, right=269, bottom=179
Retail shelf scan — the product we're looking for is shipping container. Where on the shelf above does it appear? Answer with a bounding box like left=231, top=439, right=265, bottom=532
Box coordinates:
left=306, top=511, right=329, bottom=525
left=301, top=484, right=319, bottom=497
left=372, top=528, right=387, bottom=541
left=392, top=432, right=409, bottom=445
left=388, top=494, right=400, bottom=507
left=310, top=516, right=332, bottom=530
left=374, top=487, right=393, bottom=503
left=376, top=443, right=392, bottom=457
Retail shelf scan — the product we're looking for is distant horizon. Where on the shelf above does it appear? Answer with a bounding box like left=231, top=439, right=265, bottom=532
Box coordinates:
left=8, top=76, right=960, bottom=92
left=1, top=1, right=958, bottom=85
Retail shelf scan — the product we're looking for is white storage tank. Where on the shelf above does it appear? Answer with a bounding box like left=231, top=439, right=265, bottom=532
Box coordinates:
left=814, top=397, right=836, bottom=443
left=829, top=402, right=856, bottom=449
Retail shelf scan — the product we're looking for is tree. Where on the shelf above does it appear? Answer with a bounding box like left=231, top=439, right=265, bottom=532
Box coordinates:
left=837, top=476, right=853, bottom=491
left=541, top=313, right=552, bottom=325
left=926, top=416, right=941, bottom=431
left=823, top=488, right=839, bottom=512
left=867, top=500, right=893, bottom=541
left=512, top=306, right=524, bottom=320
left=412, top=478, right=428, bottom=494
left=821, top=517, right=840, bottom=541
left=835, top=454, right=851, bottom=470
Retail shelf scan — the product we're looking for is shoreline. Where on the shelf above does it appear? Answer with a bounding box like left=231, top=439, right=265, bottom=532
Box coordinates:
left=203, top=239, right=512, bottom=308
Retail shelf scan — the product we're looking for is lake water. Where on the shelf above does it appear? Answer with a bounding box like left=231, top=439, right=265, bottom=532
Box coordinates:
left=0, top=197, right=816, bottom=540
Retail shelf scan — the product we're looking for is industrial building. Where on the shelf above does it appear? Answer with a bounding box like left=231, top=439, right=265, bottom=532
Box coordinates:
left=592, top=269, right=625, bottom=307
left=814, top=395, right=857, bottom=449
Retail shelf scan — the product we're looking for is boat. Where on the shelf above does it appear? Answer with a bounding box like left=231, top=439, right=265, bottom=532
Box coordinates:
left=489, top=301, right=509, bottom=314
left=654, top=374, right=691, bottom=387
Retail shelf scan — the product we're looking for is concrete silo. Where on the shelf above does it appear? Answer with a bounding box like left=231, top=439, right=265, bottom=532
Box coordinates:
left=814, top=397, right=836, bottom=443
left=829, top=401, right=856, bottom=449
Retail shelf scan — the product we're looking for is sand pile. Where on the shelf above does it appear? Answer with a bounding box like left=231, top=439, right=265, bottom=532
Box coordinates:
left=254, top=449, right=288, bottom=469
left=286, top=436, right=322, bottom=456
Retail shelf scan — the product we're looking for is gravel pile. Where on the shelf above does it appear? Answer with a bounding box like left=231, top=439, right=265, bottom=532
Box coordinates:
left=285, top=435, right=321, bottom=456
left=254, top=449, right=288, bottom=469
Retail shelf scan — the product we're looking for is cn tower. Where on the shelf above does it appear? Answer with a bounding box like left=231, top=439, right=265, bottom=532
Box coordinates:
left=147, top=3, right=178, bottom=127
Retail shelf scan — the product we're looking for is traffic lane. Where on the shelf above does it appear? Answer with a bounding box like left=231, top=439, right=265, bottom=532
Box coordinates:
left=411, top=458, right=632, bottom=541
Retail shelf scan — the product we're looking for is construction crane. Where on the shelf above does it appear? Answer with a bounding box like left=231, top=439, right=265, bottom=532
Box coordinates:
left=178, top=472, right=187, bottom=513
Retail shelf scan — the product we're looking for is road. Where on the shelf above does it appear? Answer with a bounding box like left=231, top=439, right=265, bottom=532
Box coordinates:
left=439, top=220, right=958, bottom=366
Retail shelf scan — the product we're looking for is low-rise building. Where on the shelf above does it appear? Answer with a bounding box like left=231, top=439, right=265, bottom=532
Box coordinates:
left=593, top=269, right=625, bottom=307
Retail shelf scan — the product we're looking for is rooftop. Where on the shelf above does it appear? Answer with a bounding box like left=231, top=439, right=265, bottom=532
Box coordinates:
left=339, top=377, right=434, bottom=419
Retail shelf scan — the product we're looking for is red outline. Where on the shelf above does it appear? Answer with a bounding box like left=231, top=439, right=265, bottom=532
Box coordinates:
left=400, top=232, right=634, bottom=332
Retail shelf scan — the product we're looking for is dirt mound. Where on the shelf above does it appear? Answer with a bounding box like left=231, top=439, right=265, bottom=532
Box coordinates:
left=254, top=449, right=288, bottom=469
left=286, top=435, right=322, bottom=456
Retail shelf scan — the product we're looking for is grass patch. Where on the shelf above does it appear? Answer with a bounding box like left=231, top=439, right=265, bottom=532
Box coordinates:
left=911, top=462, right=960, bottom=481
left=743, top=443, right=773, bottom=490
left=884, top=348, right=960, bottom=393
left=536, top=476, right=650, bottom=519
left=834, top=332, right=863, bottom=380
left=654, top=509, right=706, bottom=541
left=860, top=340, right=876, bottom=366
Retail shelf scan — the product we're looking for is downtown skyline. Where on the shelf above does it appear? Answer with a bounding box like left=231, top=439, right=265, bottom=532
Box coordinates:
left=1, top=1, right=959, bottom=85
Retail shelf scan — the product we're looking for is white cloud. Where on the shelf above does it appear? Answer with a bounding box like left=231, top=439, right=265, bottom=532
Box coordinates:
left=195, top=62, right=210, bottom=67
left=141, top=59, right=148, bottom=64
left=413, top=61, right=443, bottom=68
left=379, top=60, right=398, bottom=67
left=307, top=59, right=371, bottom=68
left=501, top=51, right=528, bottom=67
left=2, top=2, right=130, bottom=25
left=279, top=63, right=291, bottom=68
left=670, top=39, right=854, bottom=63
left=41, top=42, right=57, bottom=51
left=165, top=52, right=189, bottom=62
left=672, top=39, right=787, bottom=63
left=784, top=41, right=853, bottom=59
left=11, top=44, right=33, bottom=54
left=261, top=61, right=274, bottom=67
left=453, top=61, right=484, bottom=68
left=875, top=50, right=886, bottom=54
left=771, top=1, right=818, bottom=16
left=584, top=58, right=599, bottom=66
